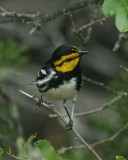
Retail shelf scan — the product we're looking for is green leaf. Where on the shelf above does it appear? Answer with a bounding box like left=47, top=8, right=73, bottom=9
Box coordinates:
left=116, top=156, right=127, bottom=160
left=120, top=65, right=128, bottom=72
left=27, top=133, right=37, bottom=144
left=102, top=0, right=128, bottom=32
left=36, top=140, right=62, bottom=160
left=0, top=148, right=3, bottom=159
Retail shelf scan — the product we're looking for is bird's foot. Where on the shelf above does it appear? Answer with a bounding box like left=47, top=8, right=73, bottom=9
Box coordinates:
left=36, top=95, right=43, bottom=107
left=36, top=96, right=43, bottom=107
left=66, top=119, right=73, bottom=131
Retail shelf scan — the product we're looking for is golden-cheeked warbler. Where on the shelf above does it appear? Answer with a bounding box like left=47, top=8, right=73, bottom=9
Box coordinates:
left=33, top=44, right=88, bottom=129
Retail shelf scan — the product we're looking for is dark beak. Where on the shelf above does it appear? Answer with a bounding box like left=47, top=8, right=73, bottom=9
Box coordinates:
left=79, top=50, right=88, bottom=57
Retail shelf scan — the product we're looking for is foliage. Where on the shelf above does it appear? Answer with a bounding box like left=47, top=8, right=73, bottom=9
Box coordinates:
left=116, top=156, right=127, bottom=160
left=102, top=0, right=128, bottom=32
left=85, top=67, right=128, bottom=159
left=0, top=135, right=95, bottom=160
left=0, top=39, right=29, bottom=147
left=1, top=136, right=127, bottom=160
left=0, top=39, right=29, bottom=69
left=0, top=148, right=3, bottom=160
left=0, top=1, right=128, bottom=159
left=0, top=135, right=63, bottom=160
left=36, top=140, right=62, bottom=160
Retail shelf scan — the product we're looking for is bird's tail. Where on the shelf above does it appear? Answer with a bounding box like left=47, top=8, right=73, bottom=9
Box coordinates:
left=29, top=81, right=37, bottom=85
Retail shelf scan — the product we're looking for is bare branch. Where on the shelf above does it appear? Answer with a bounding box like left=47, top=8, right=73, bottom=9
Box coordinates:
left=64, top=6, right=105, bottom=45
left=49, top=71, right=128, bottom=119
left=49, top=91, right=126, bottom=118
left=19, top=89, right=103, bottom=160
left=75, top=17, right=107, bottom=34
left=0, top=6, right=6, bottom=12
left=0, top=0, right=104, bottom=36
left=113, top=32, right=128, bottom=52
left=64, top=11, right=76, bottom=33
left=19, top=89, right=67, bottom=126
left=120, top=65, right=128, bottom=72
left=92, top=122, right=128, bottom=146
left=83, top=76, right=128, bottom=96
left=72, top=128, right=103, bottom=160
left=49, top=75, right=128, bottom=118
left=0, top=0, right=101, bottom=25
left=58, top=122, right=128, bottom=154
left=74, top=94, right=123, bottom=117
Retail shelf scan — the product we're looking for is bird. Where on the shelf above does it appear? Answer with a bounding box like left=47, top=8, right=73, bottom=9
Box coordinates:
left=33, top=44, right=88, bottom=130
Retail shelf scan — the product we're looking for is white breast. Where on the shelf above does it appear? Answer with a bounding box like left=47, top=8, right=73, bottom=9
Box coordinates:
left=43, top=78, right=78, bottom=100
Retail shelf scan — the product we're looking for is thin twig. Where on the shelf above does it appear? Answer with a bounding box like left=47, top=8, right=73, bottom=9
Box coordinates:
left=92, top=122, right=128, bottom=146
left=58, top=122, right=128, bottom=154
left=19, top=89, right=67, bottom=126
left=49, top=93, right=125, bottom=118
left=64, top=11, right=88, bottom=44
left=113, top=32, right=128, bottom=52
left=49, top=77, right=128, bottom=119
left=64, top=11, right=76, bottom=33
left=64, top=10, right=106, bottom=45
left=83, top=76, right=128, bottom=96
left=74, top=94, right=123, bottom=117
left=19, top=89, right=103, bottom=160
left=75, top=17, right=107, bottom=34
left=0, top=0, right=105, bottom=35
left=72, top=128, right=102, bottom=160
left=0, top=0, right=100, bottom=24
left=120, top=65, right=128, bottom=72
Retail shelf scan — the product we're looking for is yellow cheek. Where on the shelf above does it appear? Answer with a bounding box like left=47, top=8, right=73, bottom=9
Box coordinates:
left=55, top=58, right=79, bottom=72
left=54, top=53, right=78, bottom=66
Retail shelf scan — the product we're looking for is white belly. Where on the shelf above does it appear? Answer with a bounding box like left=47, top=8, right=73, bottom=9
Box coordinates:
left=43, top=78, right=78, bottom=100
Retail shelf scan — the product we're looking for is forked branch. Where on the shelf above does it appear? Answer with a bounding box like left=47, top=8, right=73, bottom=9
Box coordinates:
left=19, top=89, right=103, bottom=160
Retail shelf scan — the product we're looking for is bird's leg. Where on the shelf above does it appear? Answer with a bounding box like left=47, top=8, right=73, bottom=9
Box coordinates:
left=63, top=100, right=73, bottom=130
left=71, top=97, right=77, bottom=121
left=37, top=94, right=43, bottom=107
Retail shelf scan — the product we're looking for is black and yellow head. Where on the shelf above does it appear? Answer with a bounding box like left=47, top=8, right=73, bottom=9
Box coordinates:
left=51, top=44, right=88, bottom=73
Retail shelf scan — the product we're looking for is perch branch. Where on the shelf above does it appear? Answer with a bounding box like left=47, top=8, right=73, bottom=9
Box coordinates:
left=49, top=91, right=126, bottom=118
left=49, top=76, right=128, bottom=118
left=19, top=89, right=67, bottom=125
left=19, top=89, right=103, bottom=160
